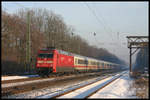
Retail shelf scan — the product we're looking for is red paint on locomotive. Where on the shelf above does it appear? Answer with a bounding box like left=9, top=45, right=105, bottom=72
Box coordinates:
left=57, top=53, right=74, bottom=67
left=36, top=49, right=75, bottom=73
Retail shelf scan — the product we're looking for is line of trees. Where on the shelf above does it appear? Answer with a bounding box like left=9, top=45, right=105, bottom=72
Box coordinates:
left=2, top=8, right=126, bottom=75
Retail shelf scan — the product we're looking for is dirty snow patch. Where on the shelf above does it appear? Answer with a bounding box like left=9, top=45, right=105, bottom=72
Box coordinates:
left=2, top=75, right=39, bottom=81
left=89, top=71, right=137, bottom=98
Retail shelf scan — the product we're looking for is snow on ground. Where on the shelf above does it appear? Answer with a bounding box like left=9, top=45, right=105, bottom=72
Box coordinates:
left=57, top=72, right=125, bottom=99
left=2, top=77, right=101, bottom=99
left=2, top=78, right=55, bottom=88
left=57, top=76, right=114, bottom=98
left=89, top=71, right=137, bottom=98
left=2, top=71, right=137, bottom=99
left=1, top=75, right=39, bottom=81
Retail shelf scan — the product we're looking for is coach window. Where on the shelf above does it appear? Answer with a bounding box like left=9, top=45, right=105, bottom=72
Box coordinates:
left=91, top=61, right=96, bottom=65
left=78, top=59, right=84, bottom=64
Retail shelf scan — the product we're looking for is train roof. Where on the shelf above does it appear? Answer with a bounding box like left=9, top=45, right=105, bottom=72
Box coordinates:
left=57, top=49, right=119, bottom=65
left=40, top=48, right=121, bottom=66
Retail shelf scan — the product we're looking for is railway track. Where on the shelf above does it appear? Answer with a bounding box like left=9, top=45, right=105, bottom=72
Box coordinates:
left=37, top=71, right=127, bottom=99
left=2, top=71, right=112, bottom=97
left=2, top=71, right=125, bottom=98
left=2, top=70, right=122, bottom=84
left=2, top=72, right=102, bottom=84
left=2, top=72, right=103, bottom=86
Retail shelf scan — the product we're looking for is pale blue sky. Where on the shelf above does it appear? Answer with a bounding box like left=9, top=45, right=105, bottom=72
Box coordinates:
left=2, top=1, right=149, bottom=64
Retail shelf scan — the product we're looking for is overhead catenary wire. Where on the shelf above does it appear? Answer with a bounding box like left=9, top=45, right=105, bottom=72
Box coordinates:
left=84, top=2, right=117, bottom=54
left=91, top=4, right=114, bottom=37
left=84, top=2, right=131, bottom=62
left=91, top=4, right=128, bottom=49
left=84, top=2, right=114, bottom=42
left=84, top=2, right=127, bottom=49
left=84, top=2, right=117, bottom=52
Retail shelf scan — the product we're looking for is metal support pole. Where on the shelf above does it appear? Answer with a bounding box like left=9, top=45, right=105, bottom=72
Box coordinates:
left=129, top=47, right=132, bottom=72
left=26, top=11, right=31, bottom=73
left=28, top=12, right=31, bottom=73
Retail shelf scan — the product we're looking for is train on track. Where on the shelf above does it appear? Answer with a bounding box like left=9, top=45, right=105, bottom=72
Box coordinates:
left=36, top=47, right=123, bottom=76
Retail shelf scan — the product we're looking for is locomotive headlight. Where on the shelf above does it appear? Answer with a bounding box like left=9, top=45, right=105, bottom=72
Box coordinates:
left=47, top=61, right=53, bottom=63
left=38, top=61, right=43, bottom=63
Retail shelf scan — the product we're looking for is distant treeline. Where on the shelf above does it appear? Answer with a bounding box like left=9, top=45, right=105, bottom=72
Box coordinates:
left=133, top=47, right=149, bottom=72
left=2, top=8, right=126, bottom=75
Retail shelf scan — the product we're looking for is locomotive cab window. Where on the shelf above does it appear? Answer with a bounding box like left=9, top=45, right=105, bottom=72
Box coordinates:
left=38, top=53, right=53, bottom=58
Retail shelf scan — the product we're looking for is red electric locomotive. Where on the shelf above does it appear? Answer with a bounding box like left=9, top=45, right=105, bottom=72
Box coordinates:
left=36, top=47, right=75, bottom=76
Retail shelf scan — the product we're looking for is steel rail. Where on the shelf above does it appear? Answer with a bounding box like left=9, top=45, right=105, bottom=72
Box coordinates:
left=37, top=71, right=127, bottom=99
